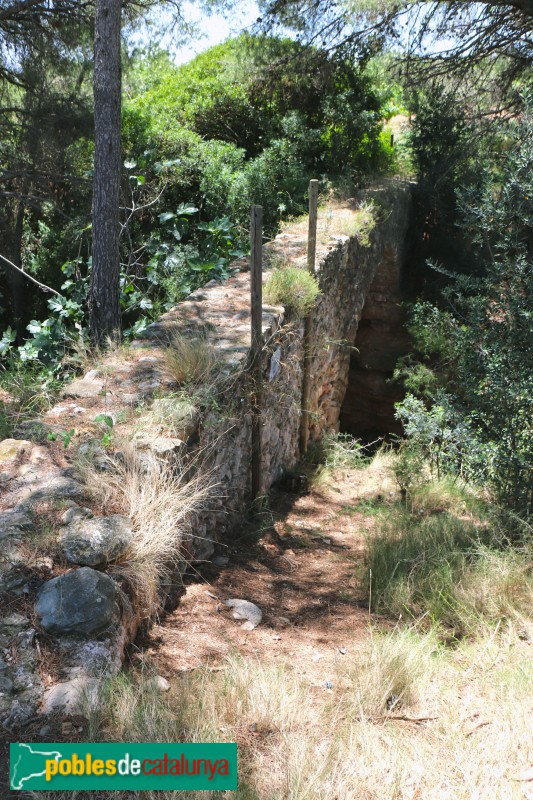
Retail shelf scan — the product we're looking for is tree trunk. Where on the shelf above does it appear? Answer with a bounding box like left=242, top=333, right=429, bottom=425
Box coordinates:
left=89, top=0, right=122, bottom=346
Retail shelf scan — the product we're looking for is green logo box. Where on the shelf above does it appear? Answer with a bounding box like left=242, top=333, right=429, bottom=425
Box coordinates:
left=10, top=742, right=237, bottom=791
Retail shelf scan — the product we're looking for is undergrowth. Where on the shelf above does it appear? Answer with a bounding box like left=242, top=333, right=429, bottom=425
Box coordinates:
left=37, top=624, right=533, bottom=800
left=363, top=476, right=533, bottom=637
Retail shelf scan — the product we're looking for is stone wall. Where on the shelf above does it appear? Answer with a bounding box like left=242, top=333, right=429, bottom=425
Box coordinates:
left=0, top=182, right=411, bottom=726
left=156, top=183, right=412, bottom=555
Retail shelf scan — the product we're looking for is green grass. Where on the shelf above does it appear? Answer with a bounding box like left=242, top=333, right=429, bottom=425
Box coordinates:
left=363, top=480, right=533, bottom=636
left=263, top=262, right=320, bottom=318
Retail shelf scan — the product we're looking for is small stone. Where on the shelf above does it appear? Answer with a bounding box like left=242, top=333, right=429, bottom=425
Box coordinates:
left=34, top=556, right=53, bottom=571
left=77, top=441, right=105, bottom=458
left=60, top=515, right=133, bottom=567
left=212, top=555, right=230, bottom=567
left=148, top=675, right=170, bottom=692
left=61, top=505, right=94, bottom=525
left=0, top=613, right=29, bottom=636
left=36, top=567, right=116, bottom=636
left=224, top=599, right=262, bottom=629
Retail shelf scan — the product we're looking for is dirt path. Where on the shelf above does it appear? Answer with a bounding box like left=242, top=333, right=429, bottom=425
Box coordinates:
left=132, top=462, right=393, bottom=686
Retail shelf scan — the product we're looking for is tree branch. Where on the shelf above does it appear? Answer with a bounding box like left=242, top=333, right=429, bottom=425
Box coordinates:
left=0, top=252, right=61, bottom=296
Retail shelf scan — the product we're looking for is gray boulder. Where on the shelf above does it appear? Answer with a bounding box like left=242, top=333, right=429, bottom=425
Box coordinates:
left=36, top=567, right=116, bottom=636
left=60, top=515, right=133, bottom=566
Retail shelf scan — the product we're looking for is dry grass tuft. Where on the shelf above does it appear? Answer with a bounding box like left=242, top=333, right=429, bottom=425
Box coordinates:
left=284, top=200, right=378, bottom=247
left=162, top=330, right=216, bottom=385
left=78, top=443, right=212, bottom=617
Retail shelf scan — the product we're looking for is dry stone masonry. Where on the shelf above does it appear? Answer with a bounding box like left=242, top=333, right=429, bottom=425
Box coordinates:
left=0, top=182, right=411, bottom=726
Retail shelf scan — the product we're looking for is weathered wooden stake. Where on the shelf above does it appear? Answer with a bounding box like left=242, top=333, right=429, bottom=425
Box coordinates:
left=300, top=179, right=319, bottom=455
left=250, top=205, right=263, bottom=503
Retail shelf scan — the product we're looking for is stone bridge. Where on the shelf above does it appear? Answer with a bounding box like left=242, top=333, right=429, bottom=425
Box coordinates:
left=0, top=181, right=412, bottom=730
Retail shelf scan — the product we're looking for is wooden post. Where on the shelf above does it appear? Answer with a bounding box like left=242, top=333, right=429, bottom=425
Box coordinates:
left=300, top=179, right=319, bottom=455
left=250, top=205, right=263, bottom=503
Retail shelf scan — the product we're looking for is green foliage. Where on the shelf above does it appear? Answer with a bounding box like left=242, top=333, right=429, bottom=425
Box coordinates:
left=390, top=442, right=427, bottom=498
left=1, top=33, right=397, bottom=377
left=47, top=427, right=75, bottom=448
left=264, top=263, right=320, bottom=317
left=394, top=393, right=472, bottom=481
left=94, top=414, right=114, bottom=447
left=365, top=56, right=408, bottom=120
left=400, top=102, right=533, bottom=515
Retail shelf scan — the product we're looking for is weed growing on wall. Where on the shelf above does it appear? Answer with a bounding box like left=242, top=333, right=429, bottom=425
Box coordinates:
left=264, top=263, right=320, bottom=318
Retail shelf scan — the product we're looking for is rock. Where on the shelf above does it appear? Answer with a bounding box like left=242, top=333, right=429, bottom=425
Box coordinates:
left=60, top=515, right=132, bottom=566
left=190, top=534, right=215, bottom=564
left=0, top=613, right=29, bottom=636
left=43, top=676, right=100, bottom=713
left=84, top=369, right=101, bottom=381
left=12, top=420, right=54, bottom=442
left=224, top=599, right=262, bottom=630
left=0, top=438, right=31, bottom=464
left=133, top=434, right=186, bottom=460
left=147, top=675, right=170, bottom=692
left=61, top=505, right=94, bottom=525
left=18, top=472, right=84, bottom=506
left=63, top=374, right=104, bottom=399
left=0, top=675, right=13, bottom=694
left=278, top=471, right=309, bottom=494
left=35, top=568, right=117, bottom=636
left=0, top=511, right=35, bottom=540
left=3, top=696, right=40, bottom=728
left=0, top=572, right=29, bottom=596
left=77, top=441, right=105, bottom=459
left=33, top=556, right=53, bottom=571
left=212, top=555, right=230, bottom=567
left=12, top=665, right=36, bottom=692
left=0, top=439, right=31, bottom=483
